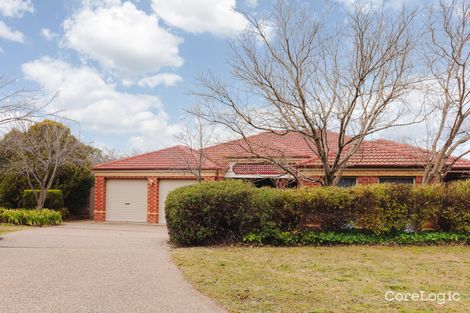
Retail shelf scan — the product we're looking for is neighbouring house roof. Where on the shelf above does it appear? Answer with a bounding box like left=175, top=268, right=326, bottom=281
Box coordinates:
left=93, top=145, right=219, bottom=171
left=93, top=132, right=470, bottom=173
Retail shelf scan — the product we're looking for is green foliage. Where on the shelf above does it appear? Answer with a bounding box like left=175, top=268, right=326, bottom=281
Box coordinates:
left=0, top=174, right=27, bottom=208
left=55, top=164, right=94, bottom=215
left=166, top=180, right=254, bottom=245
left=22, top=189, right=64, bottom=210
left=242, top=230, right=470, bottom=246
left=0, top=120, right=96, bottom=215
left=354, top=184, right=413, bottom=234
left=0, top=208, right=62, bottom=226
left=166, top=180, right=470, bottom=246
left=440, top=180, right=470, bottom=232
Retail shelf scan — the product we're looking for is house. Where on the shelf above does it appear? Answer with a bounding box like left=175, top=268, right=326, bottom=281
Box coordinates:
left=93, top=131, right=470, bottom=224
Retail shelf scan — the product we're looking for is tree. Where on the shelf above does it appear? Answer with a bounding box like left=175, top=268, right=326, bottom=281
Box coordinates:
left=176, top=103, right=215, bottom=182
left=421, top=0, right=470, bottom=183
left=2, top=120, right=84, bottom=209
left=193, top=0, right=420, bottom=186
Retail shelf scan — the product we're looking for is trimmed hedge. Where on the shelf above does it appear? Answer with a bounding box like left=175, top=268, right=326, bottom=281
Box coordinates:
left=0, top=208, right=62, bottom=226
left=243, top=230, right=470, bottom=246
left=165, top=180, right=470, bottom=246
left=22, top=189, right=64, bottom=210
left=166, top=180, right=253, bottom=245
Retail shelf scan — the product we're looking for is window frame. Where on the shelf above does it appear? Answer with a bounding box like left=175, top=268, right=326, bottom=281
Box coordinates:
left=339, top=177, right=357, bottom=188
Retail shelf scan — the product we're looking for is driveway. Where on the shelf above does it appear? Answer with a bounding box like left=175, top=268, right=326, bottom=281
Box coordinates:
left=0, top=221, right=225, bottom=313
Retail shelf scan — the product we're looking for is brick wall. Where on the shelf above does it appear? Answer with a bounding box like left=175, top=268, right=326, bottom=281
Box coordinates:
left=93, top=176, right=106, bottom=222
left=93, top=175, right=207, bottom=223
left=147, top=177, right=159, bottom=224
left=357, top=176, right=379, bottom=185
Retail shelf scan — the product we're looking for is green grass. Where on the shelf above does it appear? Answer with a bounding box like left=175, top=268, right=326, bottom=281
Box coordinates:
left=172, top=246, right=470, bottom=313
left=0, top=223, right=26, bottom=235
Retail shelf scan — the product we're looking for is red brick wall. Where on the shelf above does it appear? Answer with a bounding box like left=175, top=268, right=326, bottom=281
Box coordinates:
left=147, top=177, right=159, bottom=224
left=357, top=176, right=379, bottom=185
left=93, top=175, right=207, bottom=223
left=93, top=176, right=106, bottom=222
left=415, top=176, right=423, bottom=184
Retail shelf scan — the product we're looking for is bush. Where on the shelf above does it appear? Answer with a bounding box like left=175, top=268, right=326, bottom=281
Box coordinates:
left=440, top=180, right=470, bottom=232
left=0, top=208, right=62, bottom=226
left=166, top=180, right=255, bottom=245
left=166, top=180, right=470, bottom=246
left=22, top=189, right=64, bottom=210
left=243, top=230, right=470, bottom=246
left=354, top=184, right=413, bottom=234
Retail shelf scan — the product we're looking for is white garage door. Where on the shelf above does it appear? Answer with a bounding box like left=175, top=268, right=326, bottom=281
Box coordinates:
left=158, top=180, right=197, bottom=224
left=106, top=179, right=148, bottom=223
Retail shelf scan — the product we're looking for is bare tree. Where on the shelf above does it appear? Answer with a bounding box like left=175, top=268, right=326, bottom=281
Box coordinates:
left=3, top=120, right=84, bottom=209
left=177, top=103, right=215, bottom=182
left=421, top=0, right=470, bottom=183
left=0, top=75, right=44, bottom=128
left=193, top=0, right=420, bottom=186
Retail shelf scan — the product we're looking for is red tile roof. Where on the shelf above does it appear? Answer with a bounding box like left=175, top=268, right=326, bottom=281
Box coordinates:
left=232, top=163, right=289, bottom=175
left=94, top=132, right=470, bottom=171
left=93, top=145, right=219, bottom=170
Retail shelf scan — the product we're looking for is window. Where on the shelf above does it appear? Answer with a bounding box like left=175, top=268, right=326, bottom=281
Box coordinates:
left=379, top=177, right=414, bottom=185
left=339, top=177, right=357, bottom=187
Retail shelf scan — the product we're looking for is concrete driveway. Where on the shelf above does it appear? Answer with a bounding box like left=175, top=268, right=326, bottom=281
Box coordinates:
left=0, top=222, right=225, bottom=313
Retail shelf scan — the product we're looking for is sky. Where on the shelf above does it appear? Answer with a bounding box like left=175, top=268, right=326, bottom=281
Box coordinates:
left=0, top=0, right=445, bottom=154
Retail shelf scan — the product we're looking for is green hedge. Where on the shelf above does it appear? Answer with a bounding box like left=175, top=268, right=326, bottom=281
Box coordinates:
left=166, top=180, right=470, bottom=246
left=0, top=208, right=62, bottom=226
left=22, top=189, right=64, bottom=210
left=243, top=230, right=470, bottom=246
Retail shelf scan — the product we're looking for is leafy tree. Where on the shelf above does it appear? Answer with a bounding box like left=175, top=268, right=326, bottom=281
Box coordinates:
left=0, top=120, right=91, bottom=210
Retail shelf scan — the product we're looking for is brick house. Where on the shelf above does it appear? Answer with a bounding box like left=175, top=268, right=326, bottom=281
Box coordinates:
left=93, top=131, right=470, bottom=224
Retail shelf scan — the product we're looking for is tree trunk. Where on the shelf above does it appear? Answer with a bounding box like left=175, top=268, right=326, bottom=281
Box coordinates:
left=36, top=188, right=47, bottom=209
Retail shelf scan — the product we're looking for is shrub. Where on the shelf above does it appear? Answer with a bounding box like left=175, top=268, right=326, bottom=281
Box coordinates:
left=165, top=180, right=255, bottom=245
left=166, top=180, right=470, bottom=246
left=354, top=184, right=413, bottom=234
left=302, top=187, right=356, bottom=231
left=22, top=189, right=64, bottom=210
left=440, top=180, right=470, bottom=232
left=410, top=184, right=444, bottom=231
left=243, top=230, right=470, bottom=246
left=0, top=208, right=62, bottom=226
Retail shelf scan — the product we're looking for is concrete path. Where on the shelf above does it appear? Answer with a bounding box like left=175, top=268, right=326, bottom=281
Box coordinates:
left=0, top=222, right=225, bottom=313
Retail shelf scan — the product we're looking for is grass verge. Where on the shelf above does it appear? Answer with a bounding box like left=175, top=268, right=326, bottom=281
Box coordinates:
left=172, top=246, right=469, bottom=313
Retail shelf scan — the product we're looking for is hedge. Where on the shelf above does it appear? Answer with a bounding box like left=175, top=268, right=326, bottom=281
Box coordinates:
left=0, top=208, right=62, bottom=226
left=243, top=230, right=470, bottom=246
left=166, top=180, right=470, bottom=246
left=22, top=189, right=64, bottom=210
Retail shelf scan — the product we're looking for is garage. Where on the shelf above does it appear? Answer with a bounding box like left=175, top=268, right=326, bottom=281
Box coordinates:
left=158, top=179, right=197, bottom=224
left=106, top=179, right=148, bottom=223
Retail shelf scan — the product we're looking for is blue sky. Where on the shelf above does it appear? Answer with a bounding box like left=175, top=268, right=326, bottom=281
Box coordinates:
left=0, top=0, right=421, bottom=153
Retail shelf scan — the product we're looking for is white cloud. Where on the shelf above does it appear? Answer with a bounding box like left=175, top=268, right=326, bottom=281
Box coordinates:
left=0, top=0, right=33, bottom=17
left=40, top=28, right=57, bottom=41
left=151, top=0, right=248, bottom=36
left=245, top=0, right=258, bottom=8
left=138, top=73, right=182, bottom=88
left=0, top=21, right=24, bottom=42
left=63, top=1, right=184, bottom=77
left=22, top=57, right=182, bottom=151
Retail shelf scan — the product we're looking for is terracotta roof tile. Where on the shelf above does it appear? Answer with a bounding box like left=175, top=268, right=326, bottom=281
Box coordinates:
left=93, top=145, right=219, bottom=170
left=94, top=132, right=470, bottom=171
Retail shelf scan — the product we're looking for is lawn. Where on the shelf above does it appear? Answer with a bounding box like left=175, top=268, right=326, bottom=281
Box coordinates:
left=0, top=224, right=26, bottom=235
left=172, top=246, right=469, bottom=313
